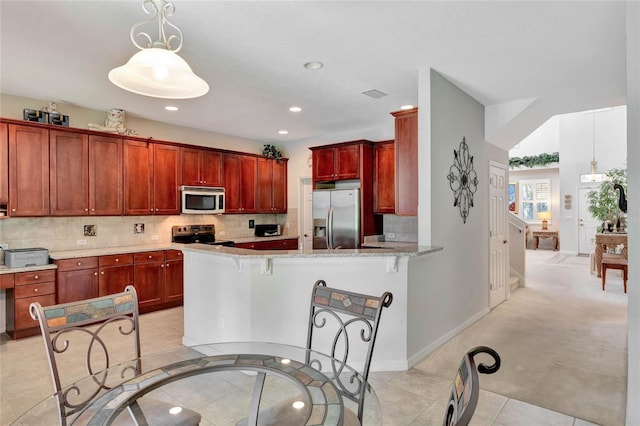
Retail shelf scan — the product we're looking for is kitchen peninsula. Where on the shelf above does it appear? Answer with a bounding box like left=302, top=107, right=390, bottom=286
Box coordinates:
left=180, top=243, right=442, bottom=372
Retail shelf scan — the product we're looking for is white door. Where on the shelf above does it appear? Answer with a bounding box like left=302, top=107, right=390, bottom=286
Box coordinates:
left=578, top=187, right=600, bottom=254
left=489, top=163, right=508, bottom=309
left=300, top=178, right=313, bottom=250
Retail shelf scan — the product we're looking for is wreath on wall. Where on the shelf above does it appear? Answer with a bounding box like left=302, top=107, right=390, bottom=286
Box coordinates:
left=509, top=152, right=559, bottom=168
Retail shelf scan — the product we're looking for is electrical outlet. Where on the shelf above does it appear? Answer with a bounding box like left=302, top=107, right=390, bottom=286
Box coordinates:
left=77, top=239, right=87, bottom=245
left=387, top=233, right=395, bottom=240
left=218, top=317, right=224, bottom=329
left=219, top=230, right=226, bottom=236
left=0, top=243, right=8, bottom=250
left=249, top=220, right=255, bottom=229
left=151, top=234, right=159, bottom=241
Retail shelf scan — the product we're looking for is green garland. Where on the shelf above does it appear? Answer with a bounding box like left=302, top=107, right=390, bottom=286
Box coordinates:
left=509, top=152, right=559, bottom=168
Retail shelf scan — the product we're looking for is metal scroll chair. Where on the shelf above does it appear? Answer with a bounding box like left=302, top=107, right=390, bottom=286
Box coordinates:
left=443, top=346, right=501, bottom=426
left=241, top=279, right=393, bottom=425
left=30, top=285, right=201, bottom=426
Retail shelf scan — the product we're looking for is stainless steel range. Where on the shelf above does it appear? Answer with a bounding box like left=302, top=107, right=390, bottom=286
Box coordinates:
left=171, top=225, right=235, bottom=247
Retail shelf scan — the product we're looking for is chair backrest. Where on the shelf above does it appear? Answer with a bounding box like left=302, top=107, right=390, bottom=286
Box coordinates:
left=306, top=279, right=393, bottom=422
left=30, top=285, right=140, bottom=425
left=443, top=346, right=501, bottom=426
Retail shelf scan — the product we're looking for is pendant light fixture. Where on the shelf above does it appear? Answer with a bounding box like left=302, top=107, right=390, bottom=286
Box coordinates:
left=108, top=0, right=209, bottom=99
left=580, top=110, right=606, bottom=183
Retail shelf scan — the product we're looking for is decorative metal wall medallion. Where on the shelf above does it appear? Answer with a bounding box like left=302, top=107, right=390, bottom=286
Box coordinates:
left=446, top=137, right=479, bottom=223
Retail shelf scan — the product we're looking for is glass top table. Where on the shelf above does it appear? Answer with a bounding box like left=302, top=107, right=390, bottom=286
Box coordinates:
left=12, top=342, right=382, bottom=425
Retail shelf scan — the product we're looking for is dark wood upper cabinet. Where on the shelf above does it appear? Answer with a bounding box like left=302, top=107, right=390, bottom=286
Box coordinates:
left=0, top=122, right=8, bottom=207
left=310, top=141, right=363, bottom=184
left=124, top=139, right=153, bottom=215
left=223, top=153, right=257, bottom=213
left=181, top=147, right=222, bottom=187
left=373, top=140, right=395, bottom=214
left=256, top=157, right=287, bottom=213
left=49, top=130, right=89, bottom=216
left=391, top=108, right=418, bottom=216
left=8, top=124, right=49, bottom=217
left=153, top=143, right=180, bottom=215
left=89, top=135, right=124, bottom=216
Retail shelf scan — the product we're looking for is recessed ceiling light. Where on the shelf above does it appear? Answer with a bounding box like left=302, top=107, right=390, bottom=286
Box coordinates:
left=289, top=106, right=302, bottom=112
left=165, top=106, right=178, bottom=111
left=278, top=130, right=289, bottom=135
left=304, top=61, right=323, bottom=70
left=400, top=105, right=415, bottom=110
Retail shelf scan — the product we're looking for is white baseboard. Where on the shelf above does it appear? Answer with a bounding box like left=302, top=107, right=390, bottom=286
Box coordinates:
left=406, top=307, right=491, bottom=369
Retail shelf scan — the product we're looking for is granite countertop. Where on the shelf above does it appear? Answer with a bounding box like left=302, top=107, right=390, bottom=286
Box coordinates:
left=0, top=263, right=58, bottom=275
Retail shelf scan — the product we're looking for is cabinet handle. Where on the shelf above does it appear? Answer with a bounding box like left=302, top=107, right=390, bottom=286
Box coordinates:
left=148, top=255, right=152, bottom=259
left=166, top=263, right=170, bottom=267
left=155, top=208, right=159, bottom=212
left=77, top=262, right=82, bottom=266
left=101, top=271, right=105, bottom=275
left=11, top=208, right=16, bottom=212
left=115, top=258, right=119, bottom=262
left=34, top=275, right=39, bottom=280
left=84, top=208, right=88, bottom=212
left=94, top=272, right=98, bottom=276
left=161, top=264, right=164, bottom=268
left=91, top=208, right=95, bottom=212
left=34, top=288, right=38, bottom=293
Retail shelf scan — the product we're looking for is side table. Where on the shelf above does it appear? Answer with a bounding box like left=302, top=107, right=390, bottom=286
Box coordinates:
left=532, top=230, right=559, bottom=250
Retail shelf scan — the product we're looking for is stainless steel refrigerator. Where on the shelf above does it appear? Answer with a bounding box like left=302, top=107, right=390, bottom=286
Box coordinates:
left=312, top=189, right=361, bottom=249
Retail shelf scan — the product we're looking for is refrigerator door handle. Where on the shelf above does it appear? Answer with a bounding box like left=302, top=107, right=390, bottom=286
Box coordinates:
left=327, top=207, right=333, bottom=249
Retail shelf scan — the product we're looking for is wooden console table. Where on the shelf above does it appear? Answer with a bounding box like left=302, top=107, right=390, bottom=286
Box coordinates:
left=532, top=230, right=559, bottom=250
left=595, top=232, right=628, bottom=277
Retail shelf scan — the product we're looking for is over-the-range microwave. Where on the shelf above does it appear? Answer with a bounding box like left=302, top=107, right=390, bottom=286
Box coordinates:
left=181, top=186, right=225, bottom=214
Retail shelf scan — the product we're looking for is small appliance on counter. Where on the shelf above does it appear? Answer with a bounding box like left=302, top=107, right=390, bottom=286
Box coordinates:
left=254, top=224, right=281, bottom=237
left=4, top=248, right=50, bottom=268
left=171, top=224, right=235, bottom=246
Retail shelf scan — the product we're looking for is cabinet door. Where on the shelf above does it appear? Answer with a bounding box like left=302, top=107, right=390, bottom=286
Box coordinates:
left=14, top=294, right=56, bottom=330
left=312, top=148, right=336, bottom=182
left=0, top=122, right=8, bottom=205
left=90, top=135, right=123, bottom=216
left=124, top=140, right=153, bottom=215
left=335, top=145, right=360, bottom=180
left=165, top=258, right=184, bottom=302
left=134, top=261, right=165, bottom=308
left=57, top=268, right=99, bottom=304
left=8, top=124, right=49, bottom=216
left=373, top=141, right=395, bottom=214
left=153, top=143, right=180, bottom=215
left=99, top=265, right=134, bottom=296
left=393, top=108, right=418, bottom=215
left=180, top=147, right=201, bottom=186
left=272, top=159, right=287, bottom=212
left=240, top=155, right=257, bottom=213
left=223, top=154, right=241, bottom=212
left=256, top=157, right=273, bottom=212
left=50, top=130, right=89, bottom=216
left=201, top=150, right=222, bottom=187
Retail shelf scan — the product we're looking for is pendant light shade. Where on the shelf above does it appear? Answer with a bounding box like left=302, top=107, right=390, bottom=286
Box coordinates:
left=109, top=48, right=209, bottom=99
left=108, top=0, right=209, bottom=99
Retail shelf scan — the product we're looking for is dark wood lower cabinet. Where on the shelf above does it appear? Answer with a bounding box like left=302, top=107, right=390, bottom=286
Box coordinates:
left=6, top=269, right=56, bottom=339
left=235, top=238, right=299, bottom=250
left=164, top=250, right=184, bottom=303
left=99, top=253, right=134, bottom=296
left=56, top=257, right=99, bottom=304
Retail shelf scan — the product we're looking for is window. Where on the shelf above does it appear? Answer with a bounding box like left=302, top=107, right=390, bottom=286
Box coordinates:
left=519, top=179, right=550, bottom=221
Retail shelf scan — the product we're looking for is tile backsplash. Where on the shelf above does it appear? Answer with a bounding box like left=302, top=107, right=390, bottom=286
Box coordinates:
left=0, top=212, right=296, bottom=254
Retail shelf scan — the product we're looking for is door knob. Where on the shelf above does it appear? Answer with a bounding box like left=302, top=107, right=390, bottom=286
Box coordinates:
left=503, top=240, right=508, bottom=244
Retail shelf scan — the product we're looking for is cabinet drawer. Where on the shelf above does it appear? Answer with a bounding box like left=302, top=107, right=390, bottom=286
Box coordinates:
left=15, top=282, right=56, bottom=299
left=164, top=250, right=183, bottom=261
left=1, top=274, right=15, bottom=289
left=99, top=253, right=134, bottom=267
left=15, top=294, right=56, bottom=329
left=57, top=257, right=99, bottom=272
left=15, top=269, right=55, bottom=285
left=134, top=251, right=165, bottom=263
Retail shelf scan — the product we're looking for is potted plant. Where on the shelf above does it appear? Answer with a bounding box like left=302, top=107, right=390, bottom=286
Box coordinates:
left=262, top=144, right=282, bottom=162
left=587, top=167, right=627, bottom=231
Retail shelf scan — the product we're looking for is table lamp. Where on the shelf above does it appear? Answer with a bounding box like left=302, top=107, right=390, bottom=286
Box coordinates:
left=538, top=211, right=551, bottom=230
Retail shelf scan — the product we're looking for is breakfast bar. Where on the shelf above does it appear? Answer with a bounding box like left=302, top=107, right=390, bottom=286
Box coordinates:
left=179, top=243, right=442, bottom=372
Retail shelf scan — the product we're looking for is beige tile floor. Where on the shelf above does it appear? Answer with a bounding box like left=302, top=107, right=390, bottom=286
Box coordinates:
left=0, top=251, right=612, bottom=425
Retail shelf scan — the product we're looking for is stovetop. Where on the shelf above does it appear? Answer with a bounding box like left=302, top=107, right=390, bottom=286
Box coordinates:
left=171, top=224, right=234, bottom=246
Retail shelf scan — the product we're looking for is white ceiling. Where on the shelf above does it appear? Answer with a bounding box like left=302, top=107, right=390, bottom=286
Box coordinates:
left=0, top=1, right=628, bottom=149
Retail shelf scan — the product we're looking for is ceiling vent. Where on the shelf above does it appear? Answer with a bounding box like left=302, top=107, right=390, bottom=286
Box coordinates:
left=362, top=89, right=388, bottom=99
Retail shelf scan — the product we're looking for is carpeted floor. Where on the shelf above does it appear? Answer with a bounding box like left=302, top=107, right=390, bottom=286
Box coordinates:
left=414, top=249, right=627, bottom=426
